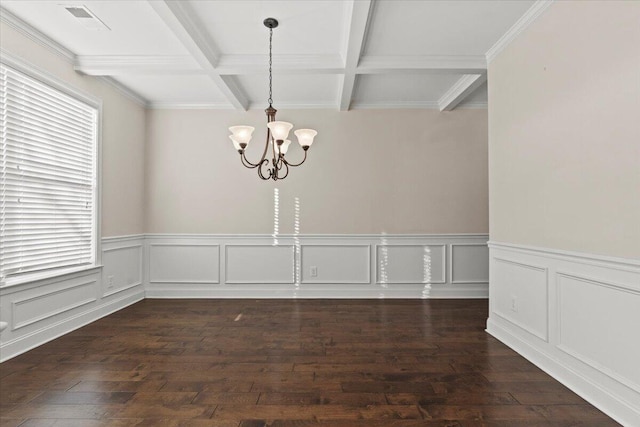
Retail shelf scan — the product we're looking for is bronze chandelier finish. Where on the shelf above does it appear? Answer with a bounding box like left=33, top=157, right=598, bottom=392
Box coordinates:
left=231, top=18, right=315, bottom=181
left=236, top=106, right=309, bottom=181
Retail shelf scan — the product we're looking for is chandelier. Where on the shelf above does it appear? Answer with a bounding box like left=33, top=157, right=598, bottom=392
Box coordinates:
left=228, top=18, right=318, bottom=181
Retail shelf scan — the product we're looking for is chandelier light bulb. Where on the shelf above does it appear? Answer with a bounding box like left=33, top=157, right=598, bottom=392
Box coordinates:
left=294, top=129, right=318, bottom=148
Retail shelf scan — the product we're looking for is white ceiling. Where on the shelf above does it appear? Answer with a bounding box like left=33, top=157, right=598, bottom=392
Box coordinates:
left=0, top=0, right=535, bottom=110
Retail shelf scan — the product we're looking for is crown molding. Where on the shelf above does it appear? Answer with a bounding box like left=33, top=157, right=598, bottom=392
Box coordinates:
left=486, top=0, right=556, bottom=63
left=0, top=6, right=75, bottom=63
left=99, top=77, right=148, bottom=107
left=357, top=55, right=486, bottom=74
left=438, top=74, right=487, bottom=111
left=1, top=7, right=148, bottom=107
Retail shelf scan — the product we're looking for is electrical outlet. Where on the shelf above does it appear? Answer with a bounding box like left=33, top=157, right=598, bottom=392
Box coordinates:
left=107, top=275, right=114, bottom=288
left=310, top=266, right=318, bottom=277
left=510, top=296, right=518, bottom=312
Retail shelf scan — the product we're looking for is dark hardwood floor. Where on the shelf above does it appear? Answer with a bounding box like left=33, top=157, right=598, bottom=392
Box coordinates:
left=0, top=299, right=619, bottom=426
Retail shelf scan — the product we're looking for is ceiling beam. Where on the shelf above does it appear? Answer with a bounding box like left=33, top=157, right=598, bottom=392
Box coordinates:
left=74, top=53, right=486, bottom=77
left=338, top=0, right=374, bottom=111
left=147, top=0, right=249, bottom=110
left=74, top=54, right=344, bottom=76
left=216, top=55, right=345, bottom=75
left=74, top=55, right=200, bottom=76
left=438, top=74, right=487, bottom=111
left=357, top=55, right=487, bottom=74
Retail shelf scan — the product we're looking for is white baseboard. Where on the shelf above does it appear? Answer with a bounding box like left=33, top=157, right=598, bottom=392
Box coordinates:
left=144, top=283, right=489, bottom=299
left=487, top=241, right=640, bottom=427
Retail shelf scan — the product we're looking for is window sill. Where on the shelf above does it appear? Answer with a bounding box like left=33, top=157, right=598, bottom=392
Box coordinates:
left=1, top=265, right=103, bottom=291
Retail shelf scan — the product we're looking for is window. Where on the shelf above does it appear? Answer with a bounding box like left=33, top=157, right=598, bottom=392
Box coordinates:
left=0, top=62, right=99, bottom=284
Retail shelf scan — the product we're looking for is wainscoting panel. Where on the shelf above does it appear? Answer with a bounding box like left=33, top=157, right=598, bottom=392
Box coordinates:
left=487, top=241, right=640, bottom=426
left=144, top=234, right=488, bottom=298
left=376, top=245, right=445, bottom=284
left=0, top=234, right=488, bottom=361
left=149, top=244, right=219, bottom=284
left=12, top=278, right=97, bottom=330
left=0, top=235, right=145, bottom=362
left=451, top=243, right=489, bottom=284
left=301, top=245, right=370, bottom=284
left=102, top=244, right=143, bottom=297
left=556, top=272, right=640, bottom=393
left=491, top=257, right=548, bottom=342
left=226, top=244, right=294, bottom=284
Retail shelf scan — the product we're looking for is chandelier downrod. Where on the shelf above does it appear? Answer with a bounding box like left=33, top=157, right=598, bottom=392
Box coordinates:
left=228, top=17, right=317, bottom=181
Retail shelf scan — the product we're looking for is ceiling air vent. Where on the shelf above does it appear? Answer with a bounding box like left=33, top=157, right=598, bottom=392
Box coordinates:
left=63, top=5, right=110, bottom=31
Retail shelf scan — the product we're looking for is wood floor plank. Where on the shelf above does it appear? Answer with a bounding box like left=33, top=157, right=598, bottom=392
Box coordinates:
left=0, top=299, right=619, bottom=426
left=257, top=392, right=387, bottom=406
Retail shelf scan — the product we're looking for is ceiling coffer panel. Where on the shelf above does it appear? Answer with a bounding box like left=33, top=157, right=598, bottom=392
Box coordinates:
left=0, top=0, right=538, bottom=108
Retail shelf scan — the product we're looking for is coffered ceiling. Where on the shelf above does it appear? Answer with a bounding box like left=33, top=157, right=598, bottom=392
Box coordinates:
left=0, top=0, right=536, bottom=110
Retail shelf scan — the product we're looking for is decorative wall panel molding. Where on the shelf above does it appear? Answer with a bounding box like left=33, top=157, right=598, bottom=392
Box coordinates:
left=102, top=243, right=143, bottom=297
left=149, top=243, right=220, bottom=284
left=487, top=241, right=640, bottom=427
left=301, top=245, right=370, bottom=284
left=375, top=244, right=446, bottom=284
left=0, top=235, right=145, bottom=362
left=451, top=243, right=490, bottom=284
left=491, top=257, right=548, bottom=342
left=12, top=279, right=97, bottom=330
left=556, top=272, right=640, bottom=394
left=0, top=233, right=487, bottom=361
left=225, top=244, right=294, bottom=284
left=145, top=234, right=488, bottom=298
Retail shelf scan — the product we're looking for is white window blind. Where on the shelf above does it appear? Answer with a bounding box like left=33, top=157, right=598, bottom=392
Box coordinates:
left=0, top=63, right=97, bottom=282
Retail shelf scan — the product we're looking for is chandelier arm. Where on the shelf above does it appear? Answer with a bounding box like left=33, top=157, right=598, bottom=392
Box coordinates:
left=240, top=150, right=262, bottom=168
left=282, top=149, right=308, bottom=167
left=263, top=130, right=273, bottom=162
left=278, top=158, right=290, bottom=180
left=257, top=159, right=272, bottom=180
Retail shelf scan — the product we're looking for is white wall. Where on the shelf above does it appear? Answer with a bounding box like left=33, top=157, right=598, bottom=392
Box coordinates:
left=487, top=2, right=640, bottom=425
left=489, top=0, right=640, bottom=260
left=145, top=108, right=488, bottom=235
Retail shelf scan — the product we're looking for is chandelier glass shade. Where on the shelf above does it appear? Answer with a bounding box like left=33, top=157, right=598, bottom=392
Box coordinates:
left=228, top=18, right=317, bottom=181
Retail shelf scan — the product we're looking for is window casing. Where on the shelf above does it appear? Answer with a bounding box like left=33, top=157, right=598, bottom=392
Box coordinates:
left=0, top=60, right=99, bottom=284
